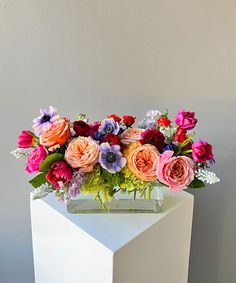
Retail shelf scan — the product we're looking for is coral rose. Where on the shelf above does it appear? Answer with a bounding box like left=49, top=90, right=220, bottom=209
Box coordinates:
left=120, top=128, right=144, bottom=145
left=65, top=137, right=99, bottom=172
left=125, top=143, right=160, bottom=181
left=40, top=118, right=71, bottom=147
left=156, top=150, right=195, bottom=192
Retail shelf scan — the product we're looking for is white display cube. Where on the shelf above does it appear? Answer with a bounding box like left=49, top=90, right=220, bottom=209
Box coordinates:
left=31, top=191, right=194, bottom=283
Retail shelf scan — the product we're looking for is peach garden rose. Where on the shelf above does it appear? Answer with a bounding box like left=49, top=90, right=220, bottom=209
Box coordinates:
left=120, top=128, right=144, bottom=145
left=65, top=137, right=99, bottom=172
left=156, top=150, right=195, bottom=192
left=40, top=118, right=71, bottom=147
left=125, top=143, right=160, bottom=181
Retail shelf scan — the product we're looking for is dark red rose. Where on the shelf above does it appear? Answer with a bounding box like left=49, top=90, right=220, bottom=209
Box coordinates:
left=88, top=121, right=101, bottom=137
left=123, top=115, right=136, bottom=127
left=141, top=129, right=165, bottom=151
left=107, top=114, right=121, bottom=123
left=73, top=120, right=90, bottom=137
left=157, top=117, right=171, bottom=127
left=46, top=161, right=73, bottom=189
left=102, top=134, right=120, bottom=145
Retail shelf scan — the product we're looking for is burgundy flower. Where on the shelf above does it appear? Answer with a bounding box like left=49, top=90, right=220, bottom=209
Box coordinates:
left=73, top=121, right=90, bottom=137
left=88, top=121, right=101, bottom=137
left=17, top=130, right=35, bottom=148
left=123, top=115, right=136, bottom=127
left=107, top=114, right=121, bottom=123
left=141, top=129, right=165, bottom=151
left=102, top=134, right=120, bottom=146
left=46, top=161, right=73, bottom=189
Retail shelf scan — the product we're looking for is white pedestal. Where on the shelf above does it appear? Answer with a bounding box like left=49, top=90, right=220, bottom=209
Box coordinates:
left=31, top=191, right=194, bottom=283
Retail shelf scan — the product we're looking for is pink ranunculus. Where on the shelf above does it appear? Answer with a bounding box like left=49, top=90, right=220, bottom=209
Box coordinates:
left=175, top=110, right=197, bottom=130
left=26, top=145, right=48, bottom=174
left=17, top=130, right=35, bottom=148
left=192, top=140, right=214, bottom=163
left=46, top=161, right=73, bottom=189
left=156, top=150, right=195, bottom=192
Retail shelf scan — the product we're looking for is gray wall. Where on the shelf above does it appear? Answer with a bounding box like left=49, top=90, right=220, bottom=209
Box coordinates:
left=0, top=1, right=235, bottom=282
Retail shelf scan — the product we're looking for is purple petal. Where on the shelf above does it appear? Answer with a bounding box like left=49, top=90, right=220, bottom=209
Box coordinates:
left=100, top=142, right=111, bottom=154
left=111, top=144, right=120, bottom=153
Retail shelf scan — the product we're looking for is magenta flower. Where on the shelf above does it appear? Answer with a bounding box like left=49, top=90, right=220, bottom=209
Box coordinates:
left=26, top=145, right=48, bottom=174
left=192, top=140, right=214, bottom=163
left=17, top=130, right=35, bottom=148
left=175, top=110, right=197, bottom=130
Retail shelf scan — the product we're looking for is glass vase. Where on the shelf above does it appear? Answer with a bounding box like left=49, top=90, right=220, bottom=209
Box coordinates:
left=67, top=186, right=164, bottom=214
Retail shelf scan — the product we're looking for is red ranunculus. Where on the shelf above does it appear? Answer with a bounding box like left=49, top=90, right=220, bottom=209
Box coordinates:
left=123, top=115, right=136, bottom=127
left=46, top=161, right=73, bottom=189
left=73, top=121, right=90, bottom=137
left=102, top=134, right=120, bottom=145
left=157, top=117, right=171, bottom=127
left=174, top=128, right=188, bottom=143
left=17, top=130, right=35, bottom=148
left=107, top=114, right=121, bottom=123
left=141, top=129, right=165, bottom=151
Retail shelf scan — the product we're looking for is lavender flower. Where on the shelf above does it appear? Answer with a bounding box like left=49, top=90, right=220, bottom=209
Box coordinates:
left=68, top=170, right=85, bottom=198
left=138, top=110, right=162, bottom=129
left=98, top=118, right=119, bottom=135
left=146, top=110, right=161, bottom=118
left=99, top=142, right=126, bottom=173
left=33, top=106, right=59, bottom=136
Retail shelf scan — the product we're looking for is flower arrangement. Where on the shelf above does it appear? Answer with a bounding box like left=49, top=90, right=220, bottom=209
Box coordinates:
left=12, top=106, right=220, bottom=206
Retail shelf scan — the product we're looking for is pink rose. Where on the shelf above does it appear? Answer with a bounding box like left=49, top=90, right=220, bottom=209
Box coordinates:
left=120, top=128, right=144, bottom=145
left=46, top=161, right=73, bottom=189
left=26, top=145, right=48, bottom=174
left=192, top=140, right=214, bottom=163
left=156, top=150, right=195, bottom=192
left=17, top=130, right=35, bottom=148
left=175, top=110, right=197, bottom=130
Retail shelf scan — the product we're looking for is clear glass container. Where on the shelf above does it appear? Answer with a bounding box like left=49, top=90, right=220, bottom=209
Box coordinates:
left=67, top=186, right=164, bottom=214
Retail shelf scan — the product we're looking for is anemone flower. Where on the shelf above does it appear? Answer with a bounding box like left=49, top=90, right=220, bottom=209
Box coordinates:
left=99, top=142, right=126, bottom=173
left=33, top=106, right=59, bottom=136
left=98, top=118, right=119, bottom=135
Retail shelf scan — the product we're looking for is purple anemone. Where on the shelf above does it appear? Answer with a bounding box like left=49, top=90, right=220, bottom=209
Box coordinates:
left=33, top=106, right=59, bottom=136
left=98, top=118, right=120, bottom=135
left=99, top=142, right=126, bottom=173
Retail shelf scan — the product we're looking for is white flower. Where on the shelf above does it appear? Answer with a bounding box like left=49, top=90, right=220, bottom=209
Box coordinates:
left=196, top=169, right=220, bottom=184
left=146, top=110, right=162, bottom=119
left=32, top=183, right=53, bottom=200
left=160, top=126, right=176, bottom=143
left=10, top=148, right=31, bottom=159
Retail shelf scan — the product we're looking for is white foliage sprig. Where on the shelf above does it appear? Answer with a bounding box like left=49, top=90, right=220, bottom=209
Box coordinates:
left=32, top=183, right=54, bottom=200
left=196, top=169, right=220, bottom=185
left=10, top=148, right=31, bottom=159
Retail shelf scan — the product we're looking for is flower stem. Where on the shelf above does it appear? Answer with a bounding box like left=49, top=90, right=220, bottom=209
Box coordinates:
left=133, top=190, right=137, bottom=201
left=97, top=192, right=106, bottom=209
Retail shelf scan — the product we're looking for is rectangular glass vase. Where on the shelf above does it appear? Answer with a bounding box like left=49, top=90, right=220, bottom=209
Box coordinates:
left=67, top=186, right=164, bottom=214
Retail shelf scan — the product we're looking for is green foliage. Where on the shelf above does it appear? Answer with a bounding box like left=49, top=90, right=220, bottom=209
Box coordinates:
left=29, top=172, right=47, bottom=188
left=39, top=153, right=64, bottom=172
left=188, top=178, right=205, bottom=189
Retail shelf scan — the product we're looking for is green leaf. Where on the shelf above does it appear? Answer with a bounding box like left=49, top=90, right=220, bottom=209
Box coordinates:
left=188, top=178, right=205, bottom=189
left=39, top=153, right=64, bottom=172
left=29, top=172, right=47, bottom=188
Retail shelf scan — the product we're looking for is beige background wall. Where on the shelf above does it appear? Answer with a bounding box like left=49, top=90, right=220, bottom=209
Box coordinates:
left=0, top=1, right=235, bottom=282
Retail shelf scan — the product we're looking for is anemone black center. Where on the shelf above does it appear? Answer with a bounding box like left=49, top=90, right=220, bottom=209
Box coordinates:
left=106, top=152, right=116, bottom=163
left=105, top=125, right=113, bottom=133
left=40, top=114, right=51, bottom=123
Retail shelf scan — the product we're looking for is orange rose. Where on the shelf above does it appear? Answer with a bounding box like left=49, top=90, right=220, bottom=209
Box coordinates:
left=65, top=137, right=99, bottom=172
left=40, top=118, right=71, bottom=147
left=120, top=128, right=144, bottom=145
left=126, top=144, right=160, bottom=181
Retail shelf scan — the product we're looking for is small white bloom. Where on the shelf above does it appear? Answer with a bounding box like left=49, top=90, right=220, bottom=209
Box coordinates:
left=10, top=148, right=31, bottom=159
left=146, top=110, right=162, bottom=119
left=196, top=169, right=220, bottom=185
left=32, top=183, right=53, bottom=200
left=160, top=126, right=176, bottom=143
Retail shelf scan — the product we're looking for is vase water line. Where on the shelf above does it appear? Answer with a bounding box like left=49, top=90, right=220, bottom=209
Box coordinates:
left=67, top=186, right=165, bottom=213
